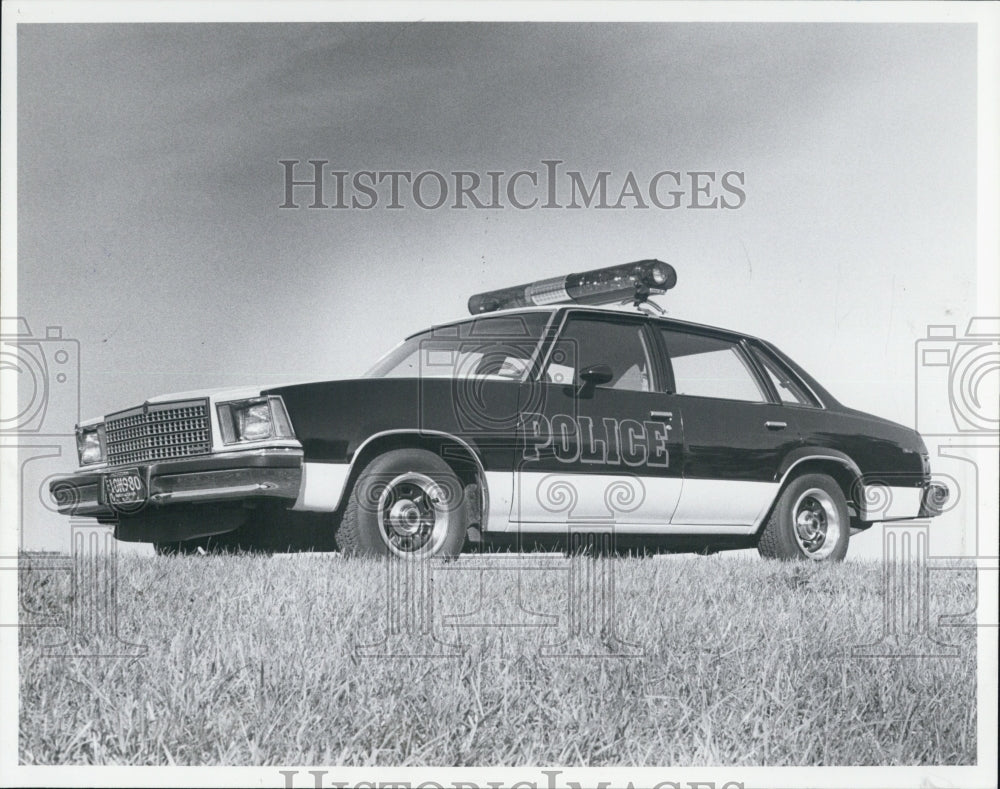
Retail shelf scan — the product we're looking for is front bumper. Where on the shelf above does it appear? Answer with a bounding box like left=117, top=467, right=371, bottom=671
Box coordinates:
left=49, top=448, right=303, bottom=518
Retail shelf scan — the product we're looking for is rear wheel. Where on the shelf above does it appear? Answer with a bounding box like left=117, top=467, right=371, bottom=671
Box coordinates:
left=335, top=448, right=467, bottom=558
left=757, top=473, right=849, bottom=561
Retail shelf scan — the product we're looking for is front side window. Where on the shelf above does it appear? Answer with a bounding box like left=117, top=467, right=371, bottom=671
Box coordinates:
left=365, top=312, right=550, bottom=380
left=658, top=328, right=765, bottom=402
left=545, top=315, right=653, bottom=392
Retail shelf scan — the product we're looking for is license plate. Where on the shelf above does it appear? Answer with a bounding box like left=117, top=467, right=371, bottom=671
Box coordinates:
left=103, top=468, right=147, bottom=507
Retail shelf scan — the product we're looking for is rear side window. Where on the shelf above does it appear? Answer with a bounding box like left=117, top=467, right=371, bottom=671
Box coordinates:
left=750, top=346, right=819, bottom=406
left=658, top=329, right=766, bottom=402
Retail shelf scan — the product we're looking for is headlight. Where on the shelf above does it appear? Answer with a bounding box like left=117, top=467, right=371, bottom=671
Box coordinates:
left=76, top=425, right=105, bottom=465
left=237, top=402, right=273, bottom=440
left=217, top=396, right=295, bottom=445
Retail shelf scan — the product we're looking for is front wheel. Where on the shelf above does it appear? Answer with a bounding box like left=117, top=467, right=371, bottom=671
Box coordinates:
left=335, top=448, right=468, bottom=558
left=757, top=473, right=850, bottom=562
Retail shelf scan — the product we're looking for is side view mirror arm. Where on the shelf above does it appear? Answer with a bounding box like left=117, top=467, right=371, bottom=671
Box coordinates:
left=576, top=364, right=614, bottom=397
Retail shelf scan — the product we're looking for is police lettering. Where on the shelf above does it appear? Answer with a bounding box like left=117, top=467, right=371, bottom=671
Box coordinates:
left=521, top=413, right=670, bottom=468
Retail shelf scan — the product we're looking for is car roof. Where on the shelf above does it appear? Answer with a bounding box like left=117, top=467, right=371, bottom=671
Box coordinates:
left=408, top=304, right=756, bottom=343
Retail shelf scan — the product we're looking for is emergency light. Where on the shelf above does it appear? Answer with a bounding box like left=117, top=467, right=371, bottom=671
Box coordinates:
left=467, top=259, right=677, bottom=315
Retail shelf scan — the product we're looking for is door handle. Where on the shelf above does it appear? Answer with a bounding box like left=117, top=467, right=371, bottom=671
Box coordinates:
left=765, top=421, right=787, bottom=430
left=649, top=410, right=673, bottom=420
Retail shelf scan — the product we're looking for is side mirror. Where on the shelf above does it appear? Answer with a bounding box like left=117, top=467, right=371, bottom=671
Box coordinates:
left=578, top=364, right=613, bottom=395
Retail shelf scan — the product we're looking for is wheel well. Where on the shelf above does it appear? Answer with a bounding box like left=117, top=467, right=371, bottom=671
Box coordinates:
left=339, top=433, right=485, bottom=523
left=759, top=458, right=864, bottom=533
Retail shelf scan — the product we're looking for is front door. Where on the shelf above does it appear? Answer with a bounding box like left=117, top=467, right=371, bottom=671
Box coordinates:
left=511, top=311, right=684, bottom=527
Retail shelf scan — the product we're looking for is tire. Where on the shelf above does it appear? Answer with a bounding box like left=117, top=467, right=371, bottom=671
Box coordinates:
left=335, top=448, right=468, bottom=558
left=757, top=473, right=850, bottom=562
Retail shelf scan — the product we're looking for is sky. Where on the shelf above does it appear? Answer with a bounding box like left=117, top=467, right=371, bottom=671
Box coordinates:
left=10, top=22, right=982, bottom=553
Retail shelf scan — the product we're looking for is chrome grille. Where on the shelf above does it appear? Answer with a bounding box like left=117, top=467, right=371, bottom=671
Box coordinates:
left=105, top=399, right=211, bottom=466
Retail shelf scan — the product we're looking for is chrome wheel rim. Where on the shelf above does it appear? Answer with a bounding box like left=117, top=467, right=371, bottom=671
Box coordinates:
left=792, top=487, right=842, bottom=560
left=376, top=472, right=450, bottom=557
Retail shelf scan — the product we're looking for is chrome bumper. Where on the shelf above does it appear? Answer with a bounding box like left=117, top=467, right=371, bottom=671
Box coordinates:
left=920, top=480, right=950, bottom=518
left=49, top=448, right=303, bottom=518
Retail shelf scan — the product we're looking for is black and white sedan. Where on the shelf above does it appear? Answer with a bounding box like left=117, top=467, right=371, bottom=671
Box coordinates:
left=50, top=260, right=948, bottom=560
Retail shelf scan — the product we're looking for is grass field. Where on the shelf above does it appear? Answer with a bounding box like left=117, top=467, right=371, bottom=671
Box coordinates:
left=18, top=551, right=977, bottom=766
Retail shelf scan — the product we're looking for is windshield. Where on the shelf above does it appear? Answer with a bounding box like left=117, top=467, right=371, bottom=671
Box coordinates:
left=364, top=312, right=552, bottom=380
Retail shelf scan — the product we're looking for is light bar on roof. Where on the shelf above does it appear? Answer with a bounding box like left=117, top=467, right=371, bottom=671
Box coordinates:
left=467, top=259, right=677, bottom=315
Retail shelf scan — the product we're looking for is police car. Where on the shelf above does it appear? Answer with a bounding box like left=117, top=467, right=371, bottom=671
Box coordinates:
left=50, top=260, right=949, bottom=560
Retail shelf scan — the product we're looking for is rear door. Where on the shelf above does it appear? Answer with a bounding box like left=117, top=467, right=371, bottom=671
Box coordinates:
left=652, top=325, right=803, bottom=528
left=511, top=311, right=684, bottom=526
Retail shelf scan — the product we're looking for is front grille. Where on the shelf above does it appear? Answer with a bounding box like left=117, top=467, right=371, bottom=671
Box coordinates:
left=105, top=398, right=211, bottom=466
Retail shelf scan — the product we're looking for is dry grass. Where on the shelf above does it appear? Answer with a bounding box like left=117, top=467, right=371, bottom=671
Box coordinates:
left=18, top=551, right=977, bottom=766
